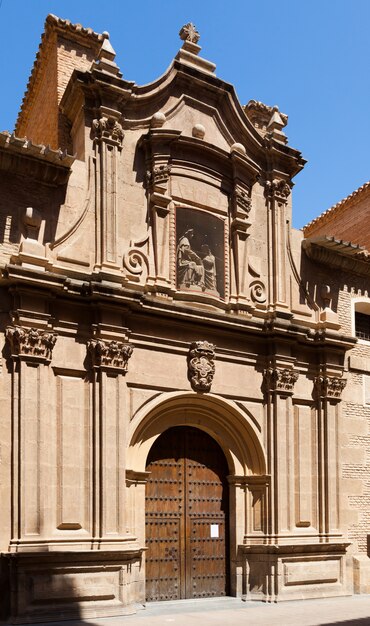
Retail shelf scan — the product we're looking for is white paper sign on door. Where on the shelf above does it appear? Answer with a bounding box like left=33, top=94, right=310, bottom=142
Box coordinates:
left=210, top=524, right=219, bottom=538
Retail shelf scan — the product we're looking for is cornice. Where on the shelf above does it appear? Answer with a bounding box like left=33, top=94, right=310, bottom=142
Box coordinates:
left=1, top=264, right=355, bottom=351
left=303, top=236, right=370, bottom=278
left=0, top=131, right=74, bottom=186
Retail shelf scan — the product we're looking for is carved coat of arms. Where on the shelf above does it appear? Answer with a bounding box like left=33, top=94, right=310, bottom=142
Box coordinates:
left=187, top=341, right=216, bottom=393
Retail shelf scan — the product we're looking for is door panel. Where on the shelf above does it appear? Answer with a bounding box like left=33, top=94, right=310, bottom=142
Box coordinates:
left=145, top=426, right=229, bottom=601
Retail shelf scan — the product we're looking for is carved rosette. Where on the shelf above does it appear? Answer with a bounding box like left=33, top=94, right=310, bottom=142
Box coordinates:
left=87, top=339, right=133, bottom=374
left=92, top=116, right=124, bottom=146
left=187, top=341, right=216, bottom=393
left=315, top=375, right=347, bottom=400
left=265, top=179, right=291, bottom=204
left=264, top=367, right=299, bottom=395
left=6, top=326, right=57, bottom=363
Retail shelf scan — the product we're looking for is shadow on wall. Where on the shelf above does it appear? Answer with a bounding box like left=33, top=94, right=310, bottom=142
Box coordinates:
left=0, top=550, right=143, bottom=626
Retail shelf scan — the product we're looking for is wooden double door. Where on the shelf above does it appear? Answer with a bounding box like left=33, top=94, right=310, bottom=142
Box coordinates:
left=145, top=426, right=230, bottom=601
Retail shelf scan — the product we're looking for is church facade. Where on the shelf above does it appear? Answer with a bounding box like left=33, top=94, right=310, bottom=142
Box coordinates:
left=0, top=15, right=369, bottom=623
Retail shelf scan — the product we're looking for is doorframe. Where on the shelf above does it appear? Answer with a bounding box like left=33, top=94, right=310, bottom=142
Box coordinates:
left=126, top=392, right=267, bottom=600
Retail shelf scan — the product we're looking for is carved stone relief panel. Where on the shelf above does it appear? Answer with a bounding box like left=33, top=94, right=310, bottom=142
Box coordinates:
left=176, top=207, right=225, bottom=299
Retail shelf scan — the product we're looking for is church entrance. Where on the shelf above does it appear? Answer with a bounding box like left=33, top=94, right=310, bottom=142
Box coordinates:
left=145, top=425, right=230, bottom=601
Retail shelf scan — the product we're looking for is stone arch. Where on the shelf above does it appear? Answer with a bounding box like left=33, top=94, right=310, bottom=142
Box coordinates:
left=127, top=391, right=266, bottom=477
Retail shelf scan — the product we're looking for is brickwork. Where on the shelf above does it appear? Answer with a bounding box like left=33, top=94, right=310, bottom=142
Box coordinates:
left=16, top=26, right=101, bottom=150
left=336, top=282, right=370, bottom=554
left=304, top=183, right=370, bottom=250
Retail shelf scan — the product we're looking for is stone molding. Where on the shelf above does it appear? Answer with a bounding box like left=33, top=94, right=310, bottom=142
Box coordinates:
left=263, top=367, right=298, bottom=395
left=87, top=338, right=133, bottom=373
left=315, top=375, right=347, bottom=400
left=6, top=325, right=57, bottom=363
left=187, top=341, right=216, bottom=393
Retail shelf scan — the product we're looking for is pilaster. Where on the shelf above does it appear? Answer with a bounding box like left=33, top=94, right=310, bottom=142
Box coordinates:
left=265, top=179, right=292, bottom=311
left=6, top=326, right=57, bottom=550
left=87, top=334, right=134, bottom=546
left=263, top=365, right=299, bottom=537
left=314, top=373, right=347, bottom=536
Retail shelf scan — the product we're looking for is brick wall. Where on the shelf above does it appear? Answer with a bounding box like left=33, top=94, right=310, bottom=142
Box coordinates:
left=336, top=277, right=370, bottom=554
left=304, top=191, right=370, bottom=250
left=17, top=31, right=100, bottom=150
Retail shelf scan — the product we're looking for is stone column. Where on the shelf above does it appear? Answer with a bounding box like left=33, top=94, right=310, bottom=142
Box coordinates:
left=5, top=326, right=57, bottom=549
left=263, top=366, right=298, bottom=538
left=314, top=374, right=346, bottom=537
left=87, top=337, right=134, bottom=547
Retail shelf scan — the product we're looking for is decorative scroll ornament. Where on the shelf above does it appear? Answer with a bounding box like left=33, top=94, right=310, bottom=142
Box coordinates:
left=92, top=117, right=124, bottom=145
left=250, top=280, right=267, bottom=304
left=188, top=341, right=216, bottom=393
left=87, top=339, right=133, bottom=373
left=315, top=375, right=347, bottom=400
left=123, top=235, right=150, bottom=278
left=179, top=22, right=200, bottom=44
left=264, top=367, right=298, bottom=394
left=6, top=326, right=57, bottom=363
left=265, top=179, right=291, bottom=203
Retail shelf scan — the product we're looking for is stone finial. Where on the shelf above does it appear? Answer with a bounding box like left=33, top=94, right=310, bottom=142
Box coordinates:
left=176, top=21, right=216, bottom=73
left=94, top=31, right=122, bottom=77
left=179, top=22, right=200, bottom=44
left=267, top=106, right=287, bottom=144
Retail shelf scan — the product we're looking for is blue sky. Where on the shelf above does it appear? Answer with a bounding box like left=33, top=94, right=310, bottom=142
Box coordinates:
left=0, top=0, right=369, bottom=229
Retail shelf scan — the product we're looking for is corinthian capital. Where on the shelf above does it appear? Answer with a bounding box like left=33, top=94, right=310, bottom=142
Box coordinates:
left=6, top=326, right=57, bottom=363
left=264, top=367, right=298, bottom=395
left=92, top=116, right=124, bottom=146
left=315, top=375, right=346, bottom=400
left=265, top=179, right=291, bottom=203
left=87, top=339, right=133, bottom=373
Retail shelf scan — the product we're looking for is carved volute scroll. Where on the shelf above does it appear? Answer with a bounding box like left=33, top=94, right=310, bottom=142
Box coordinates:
left=6, top=326, right=57, bottom=364
left=187, top=341, right=216, bottom=393
left=314, top=375, right=347, bottom=401
left=263, top=367, right=299, bottom=396
left=87, top=338, right=134, bottom=374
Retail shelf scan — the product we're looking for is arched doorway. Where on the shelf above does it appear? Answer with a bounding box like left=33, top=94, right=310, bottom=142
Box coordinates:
left=145, top=425, right=230, bottom=601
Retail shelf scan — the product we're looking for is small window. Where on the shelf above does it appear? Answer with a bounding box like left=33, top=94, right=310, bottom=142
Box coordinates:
left=355, top=312, right=370, bottom=341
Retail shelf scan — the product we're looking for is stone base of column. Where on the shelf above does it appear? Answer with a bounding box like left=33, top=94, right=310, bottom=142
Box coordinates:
left=2, top=548, right=145, bottom=624
left=240, top=542, right=351, bottom=602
